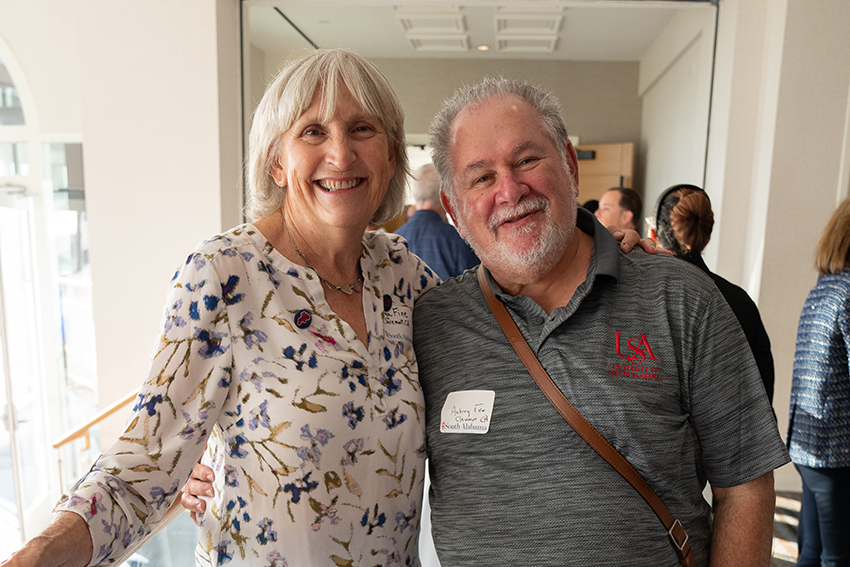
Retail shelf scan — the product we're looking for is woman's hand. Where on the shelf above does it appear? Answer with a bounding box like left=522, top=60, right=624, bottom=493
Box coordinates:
left=610, top=228, right=669, bottom=255
left=180, top=462, right=216, bottom=526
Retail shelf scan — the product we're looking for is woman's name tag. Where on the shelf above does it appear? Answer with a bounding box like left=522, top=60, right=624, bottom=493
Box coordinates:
left=440, top=390, right=495, bottom=434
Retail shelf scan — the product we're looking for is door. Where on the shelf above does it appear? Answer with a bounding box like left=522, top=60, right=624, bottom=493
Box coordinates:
left=0, top=188, right=52, bottom=553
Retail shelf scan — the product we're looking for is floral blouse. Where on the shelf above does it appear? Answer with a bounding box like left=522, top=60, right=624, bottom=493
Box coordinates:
left=56, top=225, right=440, bottom=567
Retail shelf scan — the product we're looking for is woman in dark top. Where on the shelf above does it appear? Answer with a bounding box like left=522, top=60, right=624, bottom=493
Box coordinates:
left=654, top=184, right=775, bottom=402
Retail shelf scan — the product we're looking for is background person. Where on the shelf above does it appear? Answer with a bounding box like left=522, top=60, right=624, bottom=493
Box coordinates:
left=395, top=163, right=479, bottom=280
left=2, top=49, right=439, bottom=567
left=595, top=186, right=642, bottom=232
left=653, top=184, right=775, bottom=403
left=787, top=196, right=850, bottom=567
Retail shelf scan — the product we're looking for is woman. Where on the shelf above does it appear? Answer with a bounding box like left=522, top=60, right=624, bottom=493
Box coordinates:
left=4, top=49, right=439, bottom=567
left=653, top=184, right=775, bottom=402
left=787, top=197, right=850, bottom=567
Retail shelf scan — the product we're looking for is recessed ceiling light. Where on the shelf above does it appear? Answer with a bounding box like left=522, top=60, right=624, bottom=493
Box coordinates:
left=476, top=44, right=490, bottom=51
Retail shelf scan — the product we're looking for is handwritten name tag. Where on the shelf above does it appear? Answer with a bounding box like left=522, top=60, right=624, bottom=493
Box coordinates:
left=440, top=390, right=496, bottom=434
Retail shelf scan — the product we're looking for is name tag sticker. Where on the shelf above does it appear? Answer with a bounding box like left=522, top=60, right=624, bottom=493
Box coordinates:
left=440, top=390, right=496, bottom=434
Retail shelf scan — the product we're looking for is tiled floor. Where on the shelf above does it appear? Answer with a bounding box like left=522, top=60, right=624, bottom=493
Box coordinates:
left=772, top=491, right=801, bottom=566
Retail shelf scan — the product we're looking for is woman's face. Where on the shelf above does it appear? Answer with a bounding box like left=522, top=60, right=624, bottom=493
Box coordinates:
left=272, top=85, right=396, bottom=232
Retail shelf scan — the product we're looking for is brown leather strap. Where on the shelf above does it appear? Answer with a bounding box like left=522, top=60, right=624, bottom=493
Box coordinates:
left=477, top=265, right=696, bottom=567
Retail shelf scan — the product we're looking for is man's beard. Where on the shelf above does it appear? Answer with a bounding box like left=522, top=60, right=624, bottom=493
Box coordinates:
left=458, top=194, right=575, bottom=278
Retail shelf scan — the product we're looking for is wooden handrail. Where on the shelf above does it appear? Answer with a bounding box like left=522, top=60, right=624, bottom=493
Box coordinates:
left=52, top=389, right=138, bottom=449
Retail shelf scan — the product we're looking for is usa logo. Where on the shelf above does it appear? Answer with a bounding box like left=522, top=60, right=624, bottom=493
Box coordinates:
left=294, top=309, right=312, bottom=329
left=611, top=332, right=659, bottom=381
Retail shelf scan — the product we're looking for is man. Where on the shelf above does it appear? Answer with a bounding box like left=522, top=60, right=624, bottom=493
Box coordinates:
left=595, top=186, right=643, bottom=232
left=418, top=77, right=788, bottom=566
left=395, top=163, right=479, bottom=280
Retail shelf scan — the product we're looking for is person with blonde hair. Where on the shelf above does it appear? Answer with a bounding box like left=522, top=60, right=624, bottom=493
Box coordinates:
left=3, top=48, right=438, bottom=567
left=787, top=197, right=850, bottom=567
left=653, top=184, right=775, bottom=402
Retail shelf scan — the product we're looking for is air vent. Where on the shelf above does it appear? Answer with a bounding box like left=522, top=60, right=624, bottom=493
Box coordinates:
left=495, top=13, right=563, bottom=35
left=497, top=36, right=558, bottom=53
left=396, top=11, right=465, bottom=34
left=407, top=34, right=471, bottom=52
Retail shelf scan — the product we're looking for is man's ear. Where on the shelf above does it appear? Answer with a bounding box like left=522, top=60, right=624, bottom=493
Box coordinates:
left=623, top=210, right=635, bottom=229
left=565, top=141, right=580, bottom=194
left=440, top=191, right=464, bottom=237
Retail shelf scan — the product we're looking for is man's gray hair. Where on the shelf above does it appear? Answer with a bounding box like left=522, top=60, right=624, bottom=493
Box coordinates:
left=411, top=163, right=441, bottom=203
left=428, top=76, right=569, bottom=199
left=246, top=49, right=409, bottom=223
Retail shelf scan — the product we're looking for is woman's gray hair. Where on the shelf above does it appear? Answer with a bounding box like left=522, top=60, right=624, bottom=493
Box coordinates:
left=428, top=76, right=569, bottom=201
left=246, top=49, right=409, bottom=223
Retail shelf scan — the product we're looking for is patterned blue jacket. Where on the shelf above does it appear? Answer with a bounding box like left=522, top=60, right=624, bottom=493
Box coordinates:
left=787, top=271, right=850, bottom=468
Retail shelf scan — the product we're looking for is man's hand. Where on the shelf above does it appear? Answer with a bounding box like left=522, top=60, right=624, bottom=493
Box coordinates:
left=1, top=511, right=93, bottom=567
left=181, top=462, right=215, bottom=526
left=610, top=228, right=670, bottom=255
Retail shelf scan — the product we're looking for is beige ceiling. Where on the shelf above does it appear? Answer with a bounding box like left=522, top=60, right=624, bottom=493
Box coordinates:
left=245, top=1, right=713, bottom=62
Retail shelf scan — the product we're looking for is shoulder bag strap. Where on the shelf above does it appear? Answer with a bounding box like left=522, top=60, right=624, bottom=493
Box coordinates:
left=476, top=265, right=696, bottom=567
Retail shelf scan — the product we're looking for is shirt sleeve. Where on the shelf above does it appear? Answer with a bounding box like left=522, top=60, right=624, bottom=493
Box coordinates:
left=686, top=286, right=789, bottom=488
left=55, top=251, right=235, bottom=565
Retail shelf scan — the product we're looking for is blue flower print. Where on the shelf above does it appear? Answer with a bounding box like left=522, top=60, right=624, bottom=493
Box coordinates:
left=361, top=504, right=386, bottom=535
left=192, top=254, right=207, bottom=272
left=204, top=295, right=220, bottom=311
left=296, top=424, right=334, bottom=467
left=395, top=503, right=417, bottom=533
left=189, top=301, right=200, bottom=320
left=248, top=401, right=271, bottom=431
left=343, top=401, right=365, bottom=430
left=383, top=407, right=407, bottom=430
left=149, top=481, right=179, bottom=510
left=195, top=328, right=228, bottom=359
left=239, top=313, right=268, bottom=350
left=164, top=299, right=186, bottom=331
left=310, top=495, right=340, bottom=531
left=283, top=343, right=316, bottom=371
left=221, top=275, right=244, bottom=305
left=265, top=551, right=288, bottom=567
left=132, top=394, right=163, bottom=417
left=224, top=465, right=239, bottom=487
left=340, top=438, right=364, bottom=466
left=380, top=367, right=401, bottom=396
left=256, top=517, right=278, bottom=545
left=226, top=433, right=248, bottom=458
left=215, top=540, right=233, bottom=565
left=257, top=261, right=281, bottom=288
left=284, top=472, right=319, bottom=504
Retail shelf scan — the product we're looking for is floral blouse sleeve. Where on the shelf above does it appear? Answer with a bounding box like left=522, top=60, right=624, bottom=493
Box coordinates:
left=56, top=243, right=236, bottom=565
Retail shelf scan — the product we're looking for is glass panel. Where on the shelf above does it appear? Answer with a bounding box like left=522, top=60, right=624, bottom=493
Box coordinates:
left=0, top=142, right=28, bottom=176
left=0, top=196, right=50, bottom=551
left=0, top=57, right=25, bottom=126
left=43, top=143, right=99, bottom=482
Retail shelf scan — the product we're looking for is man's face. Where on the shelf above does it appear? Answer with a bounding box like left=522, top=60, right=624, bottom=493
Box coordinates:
left=595, top=190, right=633, bottom=230
left=442, top=94, right=578, bottom=284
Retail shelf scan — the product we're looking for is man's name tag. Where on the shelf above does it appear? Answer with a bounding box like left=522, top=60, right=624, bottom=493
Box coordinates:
left=440, top=390, right=495, bottom=434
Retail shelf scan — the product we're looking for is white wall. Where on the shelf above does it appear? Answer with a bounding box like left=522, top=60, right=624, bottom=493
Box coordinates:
left=0, top=0, right=243, bottom=444
left=638, top=6, right=717, bottom=227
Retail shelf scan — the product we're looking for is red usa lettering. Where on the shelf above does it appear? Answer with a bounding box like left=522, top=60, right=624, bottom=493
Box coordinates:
left=612, top=332, right=657, bottom=365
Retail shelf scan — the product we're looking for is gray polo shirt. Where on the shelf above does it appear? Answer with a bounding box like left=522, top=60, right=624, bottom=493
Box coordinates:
left=414, top=209, right=789, bottom=567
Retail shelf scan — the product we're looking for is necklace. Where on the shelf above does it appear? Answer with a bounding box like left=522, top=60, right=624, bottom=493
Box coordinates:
left=281, top=210, right=363, bottom=295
